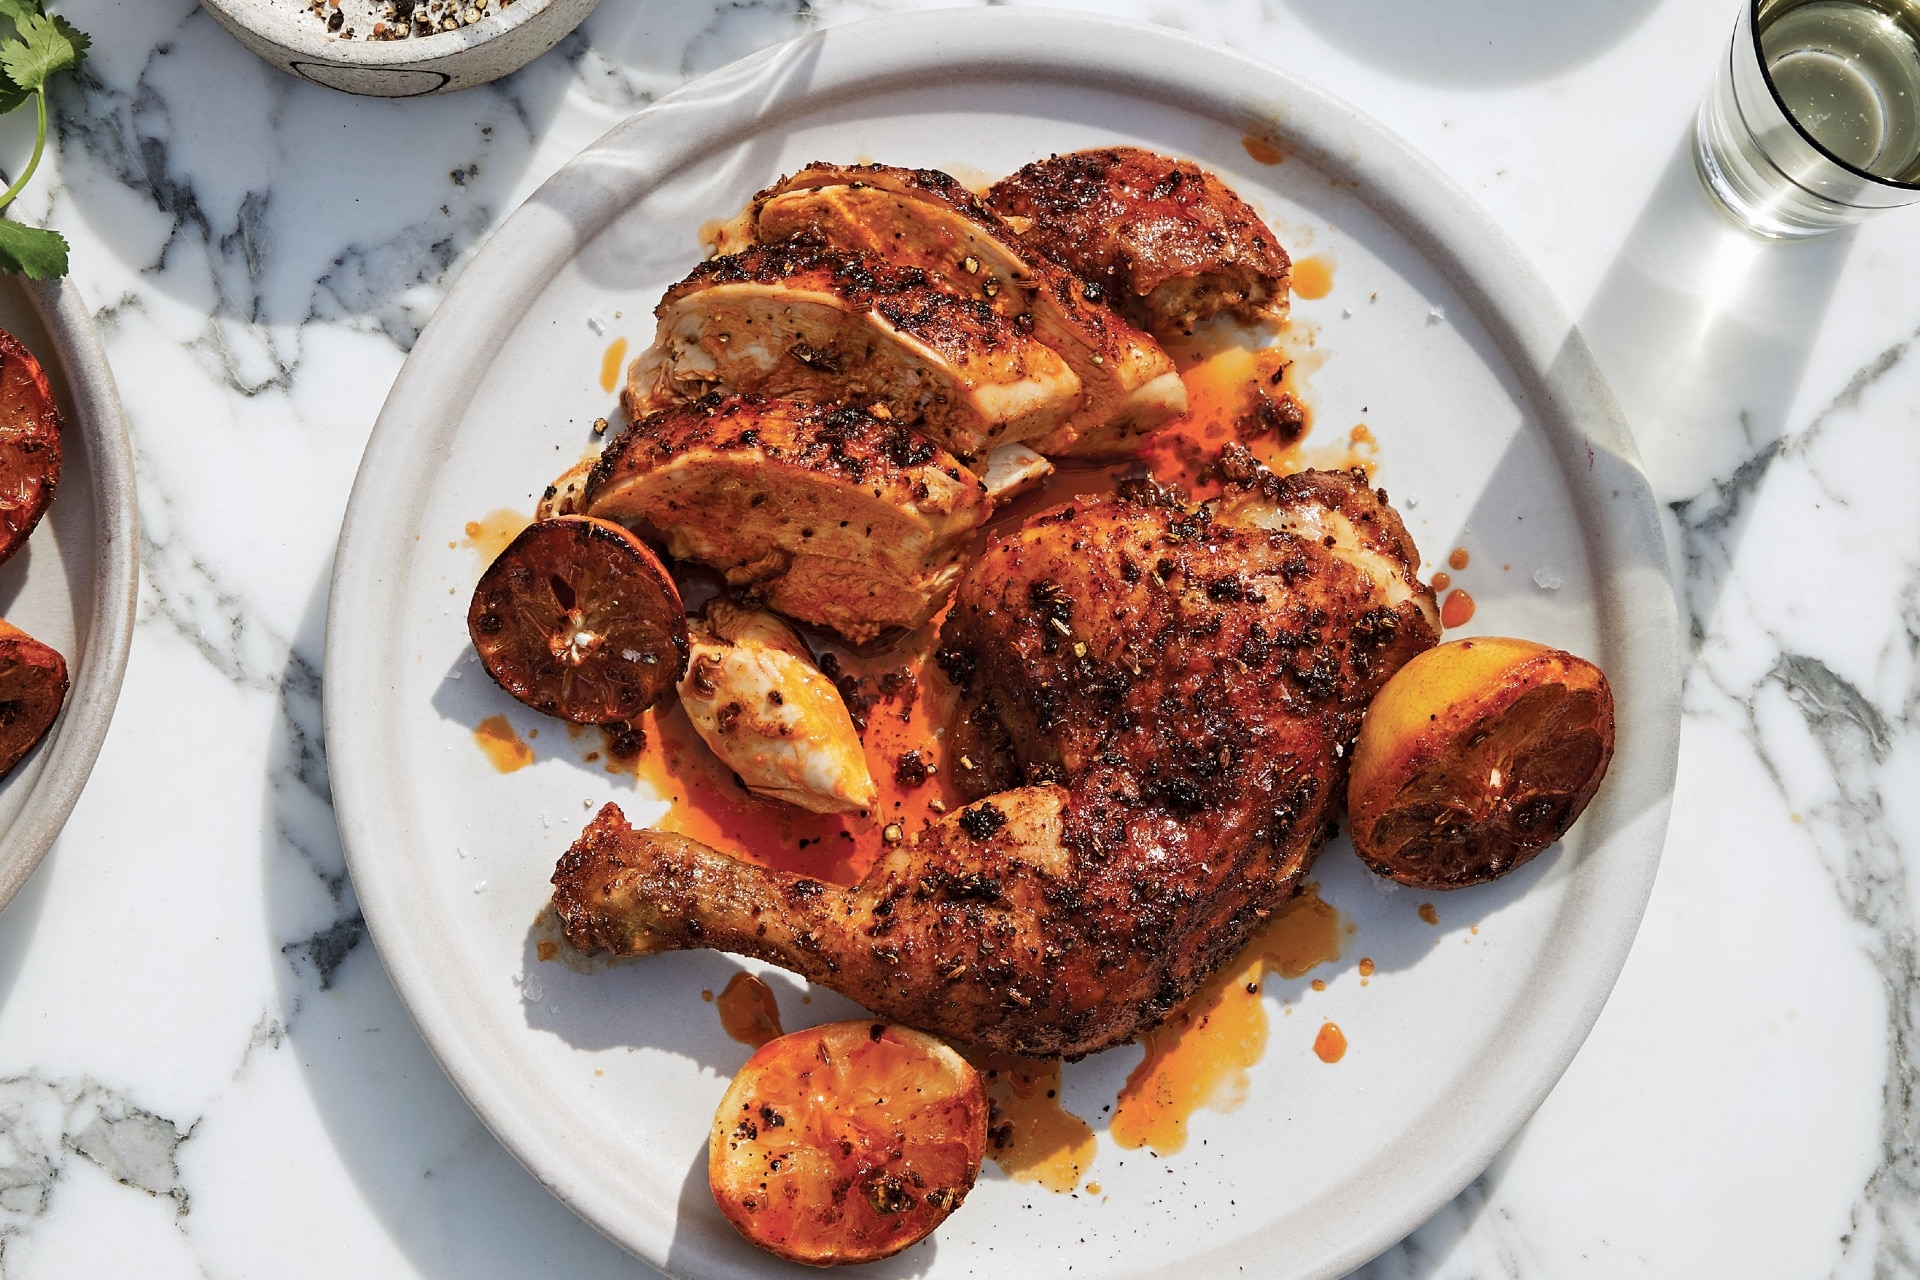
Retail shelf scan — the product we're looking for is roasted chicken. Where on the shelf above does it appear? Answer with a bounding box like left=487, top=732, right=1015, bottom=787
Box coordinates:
left=723, top=163, right=1188, bottom=456
left=625, top=237, right=1080, bottom=461
left=552, top=458, right=1438, bottom=1056
left=988, top=148, right=1292, bottom=337
left=580, top=394, right=991, bottom=644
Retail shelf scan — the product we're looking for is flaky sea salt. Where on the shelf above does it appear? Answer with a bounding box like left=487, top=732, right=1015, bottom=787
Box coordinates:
left=1532, top=566, right=1564, bottom=590
left=1427, top=304, right=1446, bottom=324
left=522, top=976, right=544, bottom=1003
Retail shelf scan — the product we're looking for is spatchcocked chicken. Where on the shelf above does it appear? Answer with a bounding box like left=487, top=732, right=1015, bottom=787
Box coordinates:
left=552, top=458, right=1439, bottom=1057
left=989, top=147, right=1293, bottom=338
left=626, top=236, right=1081, bottom=462
left=720, top=163, right=1189, bottom=457
left=578, top=393, right=990, bottom=644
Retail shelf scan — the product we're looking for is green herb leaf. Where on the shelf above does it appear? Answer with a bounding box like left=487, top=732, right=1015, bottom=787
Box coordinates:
left=0, top=218, right=65, bottom=279
left=0, top=2, right=47, bottom=27
left=0, top=11, right=85, bottom=94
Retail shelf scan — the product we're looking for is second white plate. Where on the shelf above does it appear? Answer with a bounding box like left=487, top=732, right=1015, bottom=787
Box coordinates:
left=326, top=12, right=1681, bottom=1279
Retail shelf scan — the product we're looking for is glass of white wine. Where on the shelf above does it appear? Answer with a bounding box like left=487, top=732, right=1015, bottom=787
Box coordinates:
left=1697, top=0, right=1920, bottom=236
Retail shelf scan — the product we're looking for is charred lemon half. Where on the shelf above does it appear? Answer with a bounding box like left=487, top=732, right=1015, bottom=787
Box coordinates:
left=1349, top=637, right=1615, bottom=889
left=467, top=516, right=687, bottom=724
left=0, top=618, right=65, bottom=777
left=710, top=1021, right=988, bottom=1266
left=0, top=328, right=61, bottom=568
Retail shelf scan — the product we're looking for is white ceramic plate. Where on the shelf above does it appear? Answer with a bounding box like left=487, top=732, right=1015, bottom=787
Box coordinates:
left=326, top=11, right=1681, bottom=1278
left=0, top=277, right=139, bottom=912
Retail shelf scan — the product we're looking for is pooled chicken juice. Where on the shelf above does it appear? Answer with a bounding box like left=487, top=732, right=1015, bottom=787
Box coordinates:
left=621, top=613, right=967, bottom=886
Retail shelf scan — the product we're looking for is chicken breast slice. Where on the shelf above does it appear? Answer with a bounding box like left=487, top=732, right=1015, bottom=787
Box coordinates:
left=679, top=601, right=876, bottom=815
left=988, top=148, right=1291, bottom=338
left=624, top=238, right=1080, bottom=461
left=582, top=394, right=992, bottom=644
left=725, top=163, right=1188, bottom=457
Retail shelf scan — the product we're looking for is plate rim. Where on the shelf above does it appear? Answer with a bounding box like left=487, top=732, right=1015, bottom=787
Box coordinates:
left=325, top=10, right=1683, bottom=1278
left=0, top=277, right=141, bottom=913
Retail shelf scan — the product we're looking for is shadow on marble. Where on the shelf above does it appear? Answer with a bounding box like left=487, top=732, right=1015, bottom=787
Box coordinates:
left=1578, top=133, right=1853, bottom=651
left=1276, top=0, right=1661, bottom=87
left=1352, top=128, right=1857, bottom=1280
left=50, top=3, right=589, bottom=355
left=580, top=0, right=820, bottom=84
left=0, top=836, right=51, bottom=1011
left=665, top=1134, right=944, bottom=1280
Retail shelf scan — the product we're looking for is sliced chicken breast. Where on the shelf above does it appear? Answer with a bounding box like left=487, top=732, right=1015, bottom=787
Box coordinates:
left=725, top=163, right=1187, bottom=457
left=625, top=238, right=1080, bottom=461
left=582, top=394, right=991, bottom=644
left=988, top=148, right=1291, bottom=338
left=679, top=601, right=877, bottom=815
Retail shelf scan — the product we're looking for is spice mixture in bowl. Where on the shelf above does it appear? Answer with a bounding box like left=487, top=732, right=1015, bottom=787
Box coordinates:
left=301, top=0, right=514, bottom=43
left=200, top=0, right=599, bottom=96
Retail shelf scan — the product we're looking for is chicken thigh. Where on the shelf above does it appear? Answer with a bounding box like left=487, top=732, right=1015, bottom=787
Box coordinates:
left=552, top=459, right=1437, bottom=1057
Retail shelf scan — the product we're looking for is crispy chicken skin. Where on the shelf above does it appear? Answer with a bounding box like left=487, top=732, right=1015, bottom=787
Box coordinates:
left=725, top=163, right=1187, bottom=456
left=552, top=460, right=1438, bottom=1057
left=581, top=394, right=991, bottom=644
left=626, top=237, right=1080, bottom=461
left=988, top=148, right=1291, bottom=337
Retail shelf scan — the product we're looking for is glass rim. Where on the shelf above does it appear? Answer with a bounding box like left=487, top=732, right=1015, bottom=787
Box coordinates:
left=1749, top=0, right=1920, bottom=191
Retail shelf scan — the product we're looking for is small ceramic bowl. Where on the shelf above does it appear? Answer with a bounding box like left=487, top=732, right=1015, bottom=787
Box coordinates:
left=199, top=0, right=602, bottom=97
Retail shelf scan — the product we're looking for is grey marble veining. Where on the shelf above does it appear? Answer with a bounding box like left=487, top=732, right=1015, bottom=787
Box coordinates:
left=0, top=0, right=1912, bottom=1275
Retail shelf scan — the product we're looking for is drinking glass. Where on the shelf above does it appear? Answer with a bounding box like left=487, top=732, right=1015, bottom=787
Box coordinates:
left=1696, top=0, right=1920, bottom=237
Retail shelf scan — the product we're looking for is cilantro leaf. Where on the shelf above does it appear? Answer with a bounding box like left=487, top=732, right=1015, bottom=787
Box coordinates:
left=0, top=218, right=65, bottom=279
left=0, top=12, right=85, bottom=94
left=0, top=2, right=45, bottom=27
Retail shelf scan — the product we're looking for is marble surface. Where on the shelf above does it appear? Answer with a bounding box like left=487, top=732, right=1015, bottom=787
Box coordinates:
left=0, top=0, right=1915, bottom=1276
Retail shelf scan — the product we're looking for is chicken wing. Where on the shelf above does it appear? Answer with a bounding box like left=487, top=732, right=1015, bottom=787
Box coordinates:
left=988, top=148, right=1291, bottom=337
left=552, top=459, right=1437, bottom=1057
left=625, top=237, right=1080, bottom=461
left=582, top=394, right=991, bottom=644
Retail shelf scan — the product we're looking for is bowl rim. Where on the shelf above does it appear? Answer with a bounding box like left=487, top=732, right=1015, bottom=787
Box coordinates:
left=197, top=0, right=563, bottom=65
left=0, top=276, right=140, bottom=914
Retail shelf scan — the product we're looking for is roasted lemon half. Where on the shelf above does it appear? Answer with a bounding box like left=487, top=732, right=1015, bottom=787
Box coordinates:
left=1348, top=637, right=1615, bottom=889
left=467, top=516, right=687, bottom=724
left=710, top=1021, right=988, bottom=1266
